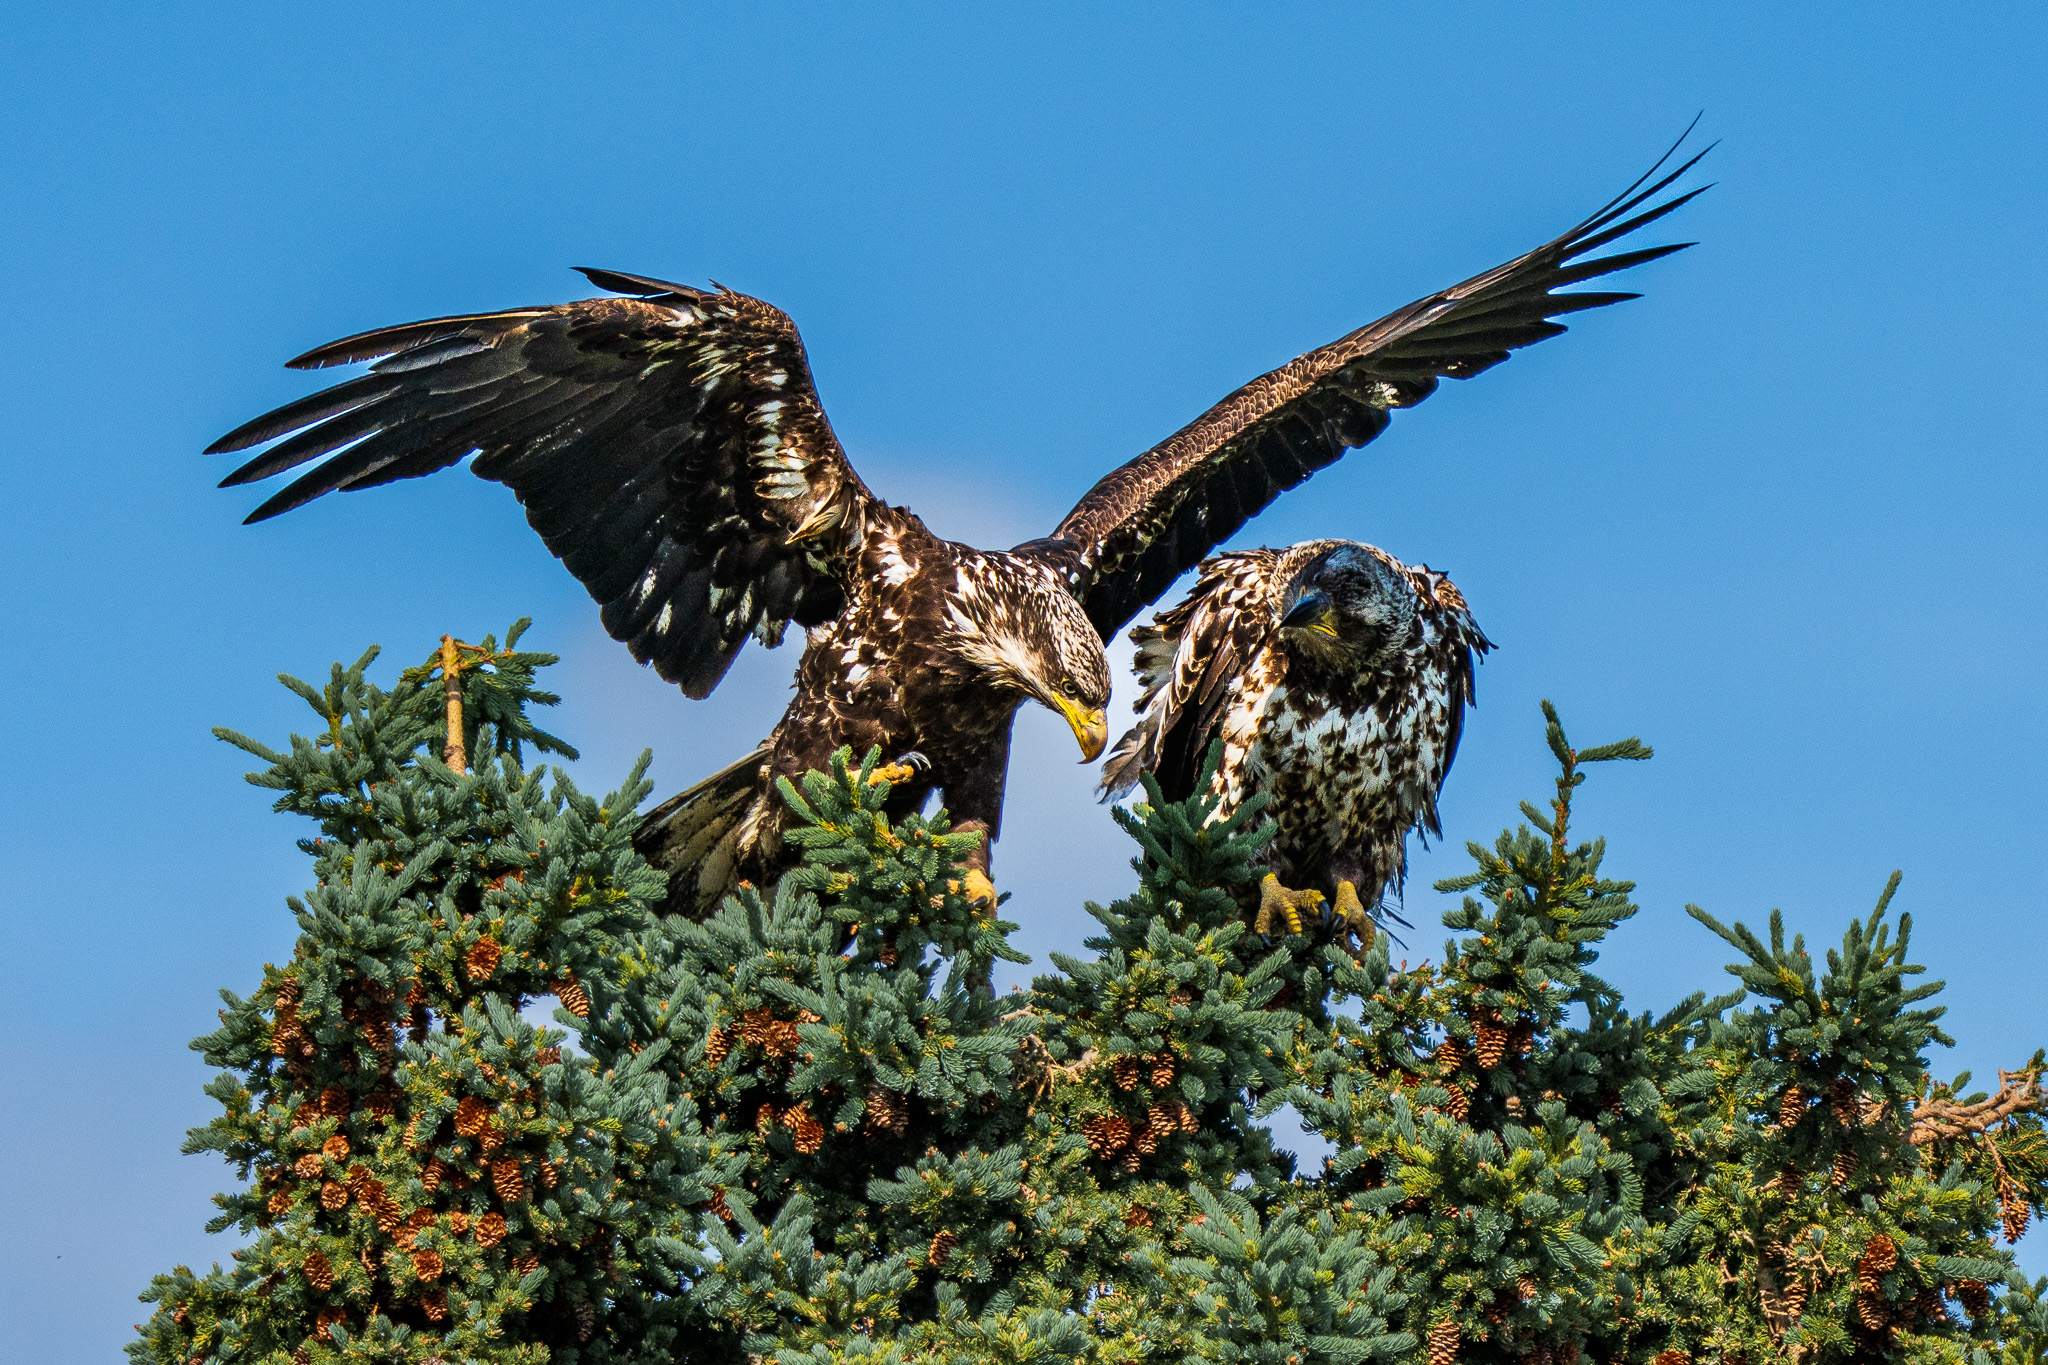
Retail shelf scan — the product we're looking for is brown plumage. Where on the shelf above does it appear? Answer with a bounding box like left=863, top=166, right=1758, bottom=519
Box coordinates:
left=208, top=136, right=1705, bottom=914
left=1102, top=540, right=1488, bottom=932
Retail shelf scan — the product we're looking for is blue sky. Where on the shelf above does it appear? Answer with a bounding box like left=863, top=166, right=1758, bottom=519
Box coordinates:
left=4, top=5, right=2044, bottom=1357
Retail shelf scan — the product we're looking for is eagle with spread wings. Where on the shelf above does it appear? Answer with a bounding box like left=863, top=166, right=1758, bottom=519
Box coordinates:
left=209, top=137, right=1704, bottom=915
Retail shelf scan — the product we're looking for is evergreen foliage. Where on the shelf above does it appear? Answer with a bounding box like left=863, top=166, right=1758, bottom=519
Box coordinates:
left=135, top=631, right=2047, bottom=1365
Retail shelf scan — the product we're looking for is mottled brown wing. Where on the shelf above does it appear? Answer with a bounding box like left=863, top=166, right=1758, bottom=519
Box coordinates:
left=1098, top=550, right=1287, bottom=802
left=210, top=270, right=878, bottom=697
left=1053, top=135, right=1710, bottom=641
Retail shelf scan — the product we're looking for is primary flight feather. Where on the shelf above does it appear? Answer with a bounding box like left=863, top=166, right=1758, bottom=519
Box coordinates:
left=210, top=134, right=1706, bottom=914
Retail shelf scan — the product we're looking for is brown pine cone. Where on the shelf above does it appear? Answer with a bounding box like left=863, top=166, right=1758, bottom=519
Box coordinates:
left=268, top=1188, right=295, bottom=1216
left=1855, top=1291, right=1889, bottom=1330
left=1426, top=1317, right=1459, bottom=1365
left=864, top=1086, right=908, bottom=1137
left=1831, top=1151, right=1860, bottom=1187
left=762, top=1019, right=802, bottom=1057
left=302, top=1252, right=335, bottom=1292
left=1436, top=1037, right=1470, bottom=1073
left=512, top=1251, right=540, bottom=1277
left=411, top=1248, right=444, bottom=1282
left=1131, top=1121, right=1160, bottom=1155
left=1829, top=1077, right=1860, bottom=1126
left=475, top=1212, right=508, bottom=1247
left=552, top=977, right=590, bottom=1019
left=319, top=1181, right=348, bottom=1210
left=1777, top=1085, right=1806, bottom=1128
left=491, top=1157, right=525, bottom=1203
left=1954, top=1278, right=1991, bottom=1318
left=1445, top=1083, right=1470, bottom=1120
left=314, top=1307, right=346, bottom=1341
left=1082, top=1114, right=1131, bottom=1157
left=419, top=1288, right=447, bottom=1323
left=1507, top=1021, right=1535, bottom=1059
left=322, top=1135, right=350, bottom=1162
left=574, top=1299, right=596, bottom=1342
left=738, top=1007, right=775, bottom=1047
left=1150, top=1055, right=1176, bottom=1087
left=1124, top=1205, right=1153, bottom=1229
left=1856, top=1233, right=1897, bottom=1291
left=1474, top=1018, right=1508, bottom=1070
left=1651, top=1352, right=1691, bottom=1365
left=421, top=1158, right=445, bottom=1193
left=785, top=1103, right=826, bottom=1154
left=294, top=1152, right=326, bottom=1179
left=1111, top=1056, right=1142, bottom=1090
left=928, top=1230, right=959, bottom=1267
left=704, top=1029, right=733, bottom=1066
left=453, top=1096, right=493, bottom=1137
left=464, top=937, right=502, bottom=982
left=705, top=1189, right=732, bottom=1224
left=365, top=1082, right=399, bottom=1120
left=1999, top=1171, right=2032, bottom=1243
left=539, top=1160, right=560, bottom=1188
left=447, top=1210, right=469, bottom=1235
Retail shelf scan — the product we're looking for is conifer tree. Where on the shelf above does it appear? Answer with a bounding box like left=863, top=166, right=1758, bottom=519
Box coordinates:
left=136, top=630, right=2048, bottom=1365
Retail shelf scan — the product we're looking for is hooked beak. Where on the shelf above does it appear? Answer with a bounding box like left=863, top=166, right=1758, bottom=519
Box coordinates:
left=1054, top=695, right=1109, bottom=762
left=1281, top=591, right=1341, bottom=640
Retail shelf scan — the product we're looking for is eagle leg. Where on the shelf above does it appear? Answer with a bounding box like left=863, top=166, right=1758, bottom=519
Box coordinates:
left=1332, top=881, right=1378, bottom=952
left=1256, top=873, right=1325, bottom=937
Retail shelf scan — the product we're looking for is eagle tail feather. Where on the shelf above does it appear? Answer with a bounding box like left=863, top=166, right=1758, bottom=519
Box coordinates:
left=634, top=745, right=770, bottom=915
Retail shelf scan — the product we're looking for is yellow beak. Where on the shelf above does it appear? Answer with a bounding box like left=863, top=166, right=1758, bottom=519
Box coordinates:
left=1055, top=696, right=1109, bottom=763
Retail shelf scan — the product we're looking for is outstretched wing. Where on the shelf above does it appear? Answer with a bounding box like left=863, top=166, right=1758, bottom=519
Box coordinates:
left=1052, top=132, right=1710, bottom=641
left=1098, top=550, right=1288, bottom=803
left=210, top=270, right=878, bottom=697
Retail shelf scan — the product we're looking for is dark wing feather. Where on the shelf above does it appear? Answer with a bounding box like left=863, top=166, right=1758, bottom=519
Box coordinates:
left=1053, top=133, right=1710, bottom=640
left=210, top=274, right=879, bottom=697
left=1098, top=551, right=1283, bottom=802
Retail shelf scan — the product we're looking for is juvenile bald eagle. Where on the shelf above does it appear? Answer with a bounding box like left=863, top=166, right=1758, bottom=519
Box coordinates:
left=1101, top=542, right=1488, bottom=940
left=207, top=136, right=1703, bottom=914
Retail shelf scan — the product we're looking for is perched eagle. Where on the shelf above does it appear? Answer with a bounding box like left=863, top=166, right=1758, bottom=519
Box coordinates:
left=1101, top=541, right=1489, bottom=940
left=207, top=136, right=1704, bottom=915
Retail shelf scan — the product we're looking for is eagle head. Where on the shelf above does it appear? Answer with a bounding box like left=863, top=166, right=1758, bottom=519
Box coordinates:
left=1276, top=542, right=1418, bottom=670
left=947, top=557, right=1113, bottom=761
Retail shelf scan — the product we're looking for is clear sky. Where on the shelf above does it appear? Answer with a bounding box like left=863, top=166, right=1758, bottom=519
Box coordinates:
left=4, top=5, right=2044, bottom=1358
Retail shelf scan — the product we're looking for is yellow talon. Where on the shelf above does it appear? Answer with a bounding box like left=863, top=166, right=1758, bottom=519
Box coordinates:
left=869, top=761, right=917, bottom=787
left=949, top=868, right=998, bottom=909
left=1256, top=873, right=1324, bottom=936
left=1333, top=881, right=1377, bottom=951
